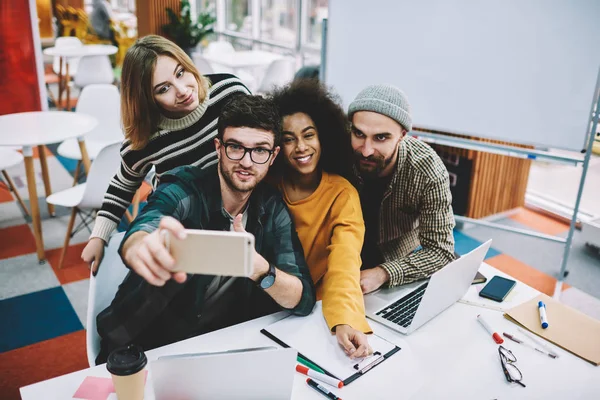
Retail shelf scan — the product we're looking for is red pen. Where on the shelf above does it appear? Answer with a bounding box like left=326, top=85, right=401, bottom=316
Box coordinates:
left=477, top=314, right=503, bottom=344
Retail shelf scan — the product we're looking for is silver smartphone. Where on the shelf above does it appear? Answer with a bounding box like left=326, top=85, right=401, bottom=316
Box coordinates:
left=165, top=229, right=255, bottom=277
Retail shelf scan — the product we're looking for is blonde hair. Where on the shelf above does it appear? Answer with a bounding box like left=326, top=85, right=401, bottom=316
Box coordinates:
left=120, top=35, right=209, bottom=150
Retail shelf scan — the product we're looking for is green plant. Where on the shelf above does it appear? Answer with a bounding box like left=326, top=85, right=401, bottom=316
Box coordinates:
left=163, top=0, right=216, bottom=50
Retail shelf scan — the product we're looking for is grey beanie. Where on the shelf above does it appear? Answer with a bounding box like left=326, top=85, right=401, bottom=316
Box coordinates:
left=348, top=84, right=412, bottom=131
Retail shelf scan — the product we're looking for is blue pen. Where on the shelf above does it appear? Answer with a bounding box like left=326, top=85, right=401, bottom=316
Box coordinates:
left=538, top=301, right=549, bottom=329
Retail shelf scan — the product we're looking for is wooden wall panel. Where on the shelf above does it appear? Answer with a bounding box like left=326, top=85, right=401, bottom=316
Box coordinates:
left=136, top=0, right=181, bottom=37
left=36, top=0, right=54, bottom=38
left=418, top=128, right=532, bottom=219
left=0, top=0, right=42, bottom=114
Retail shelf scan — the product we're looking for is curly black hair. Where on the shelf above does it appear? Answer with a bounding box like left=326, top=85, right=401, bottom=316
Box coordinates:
left=268, top=79, right=354, bottom=180
left=218, top=94, right=281, bottom=145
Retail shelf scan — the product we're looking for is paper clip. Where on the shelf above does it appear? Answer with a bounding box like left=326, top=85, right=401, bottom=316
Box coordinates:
left=353, top=351, right=382, bottom=371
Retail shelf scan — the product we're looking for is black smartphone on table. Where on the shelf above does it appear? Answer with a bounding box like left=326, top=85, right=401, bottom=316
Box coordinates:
left=478, top=276, right=516, bottom=302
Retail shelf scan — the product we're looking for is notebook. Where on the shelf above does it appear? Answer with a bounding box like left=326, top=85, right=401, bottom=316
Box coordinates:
left=261, top=302, right=400, bottom=385
left=504, top=293, right=600, bottom=366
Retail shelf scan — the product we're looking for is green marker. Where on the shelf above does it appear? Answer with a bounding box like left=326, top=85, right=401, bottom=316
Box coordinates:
left=297, top=355, right=325, bottom=374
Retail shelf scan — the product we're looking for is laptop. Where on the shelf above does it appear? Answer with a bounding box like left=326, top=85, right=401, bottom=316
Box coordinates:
left=151, top=347, right=297, bottom=400
left=365, top=240, right=492, bottom=334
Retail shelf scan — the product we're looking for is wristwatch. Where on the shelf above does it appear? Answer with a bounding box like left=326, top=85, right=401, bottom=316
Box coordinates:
left=258, top=263, right=276, bottom=290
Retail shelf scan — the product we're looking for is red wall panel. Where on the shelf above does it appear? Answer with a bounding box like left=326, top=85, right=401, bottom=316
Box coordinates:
left=0, top=1, right=42, bottom=115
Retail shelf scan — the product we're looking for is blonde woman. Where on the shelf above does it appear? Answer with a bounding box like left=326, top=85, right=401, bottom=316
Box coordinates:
left=81, top=35, right=250, bottom=272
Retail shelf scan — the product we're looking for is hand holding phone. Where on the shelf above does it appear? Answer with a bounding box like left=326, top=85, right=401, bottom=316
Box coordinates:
left=479, top=276, right=516, bottom=302
left=122, top=216, right=188, bottom=286
left=166, top=215, right=255, bottom=278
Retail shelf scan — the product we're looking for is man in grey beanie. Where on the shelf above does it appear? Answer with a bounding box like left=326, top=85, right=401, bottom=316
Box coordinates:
left=348, top=84, right=455, bottom=293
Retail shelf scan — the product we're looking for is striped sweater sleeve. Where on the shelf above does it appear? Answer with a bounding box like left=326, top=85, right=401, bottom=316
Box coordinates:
left=91, top=144, right=152, bottom=241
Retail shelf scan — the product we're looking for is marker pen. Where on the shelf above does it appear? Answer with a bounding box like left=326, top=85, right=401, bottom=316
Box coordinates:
left=477, top=314, right=503, bottom=344
left=296, top=364, right=343, bottom=388
left=306, top=378, right=342, bottom=400
left=538, top=301, right=549, bottom=329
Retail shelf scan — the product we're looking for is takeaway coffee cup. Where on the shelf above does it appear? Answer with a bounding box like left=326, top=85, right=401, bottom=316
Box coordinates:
left=106, top=344, right=147, bottom=400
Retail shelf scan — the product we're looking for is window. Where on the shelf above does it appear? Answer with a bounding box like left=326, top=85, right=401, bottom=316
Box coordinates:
left=260, top=0, right=297, bottom=46
left=226, top=0, right=251, bottom=33
left=192, top=0, right=217, bottom=17
left=306, top=0, right=327, bottom=45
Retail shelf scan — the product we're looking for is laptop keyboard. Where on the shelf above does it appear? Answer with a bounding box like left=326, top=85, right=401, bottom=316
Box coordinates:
left=375, top=283, right=428, bottom=328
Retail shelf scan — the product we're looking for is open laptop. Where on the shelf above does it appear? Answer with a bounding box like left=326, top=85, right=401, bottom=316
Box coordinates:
left=365, top=240, right=492, bottom=334
left=151, top=347, right=297, bottom=400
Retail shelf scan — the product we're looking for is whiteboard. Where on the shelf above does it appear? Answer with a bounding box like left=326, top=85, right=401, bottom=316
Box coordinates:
left=325, top=0, right=600, bottom=151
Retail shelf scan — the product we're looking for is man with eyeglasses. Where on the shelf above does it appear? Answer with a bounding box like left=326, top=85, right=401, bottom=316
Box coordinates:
left=96, top=95, right=316, bottom=363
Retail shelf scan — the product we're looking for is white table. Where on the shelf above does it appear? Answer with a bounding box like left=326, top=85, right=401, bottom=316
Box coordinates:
left=0, top=111, right=97, bottom=261
left=43, top=45, right=118, bottom=111
left=20, top=264, right=600, bottom=399
left=203, top=50, right=283, bottom=71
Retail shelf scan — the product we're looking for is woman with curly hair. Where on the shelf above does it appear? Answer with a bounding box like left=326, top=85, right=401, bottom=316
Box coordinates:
left=269, top=79, right=372, bottom=358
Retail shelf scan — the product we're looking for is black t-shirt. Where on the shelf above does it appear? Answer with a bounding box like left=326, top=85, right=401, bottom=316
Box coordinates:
left=360, top=176, right=392, bottom=270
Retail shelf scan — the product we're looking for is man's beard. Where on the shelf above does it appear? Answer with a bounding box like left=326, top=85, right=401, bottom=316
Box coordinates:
left=354, top=151, right=395, bottom=179
left=219, top=162, right=259, bottom=193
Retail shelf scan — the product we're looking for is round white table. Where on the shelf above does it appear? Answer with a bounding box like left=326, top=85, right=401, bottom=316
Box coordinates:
left=0, top=111, right=97, bottom=261
left=43, top=45, right=118, bottom=110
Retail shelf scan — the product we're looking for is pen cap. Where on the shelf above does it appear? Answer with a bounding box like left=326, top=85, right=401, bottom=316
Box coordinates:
left=538, top=301, right=544, bottom=308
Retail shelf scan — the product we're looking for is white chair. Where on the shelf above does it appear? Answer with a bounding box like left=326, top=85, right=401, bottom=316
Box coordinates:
left=0, top=148, right=29, bottom=216
left=256, top=58, right=296, bottom=94
left=74, top=54, right=114, bottom=88
left=192, top=53, right=215, bottom=75
left=57, top=84, right=122, bottom=183
left=86, top=231, right=129, bottom=367
left=204, top=40, right=235, bottom=55
left=46, top=142, right=121, bottom=269
left=52, top=37, right=82, bottom=76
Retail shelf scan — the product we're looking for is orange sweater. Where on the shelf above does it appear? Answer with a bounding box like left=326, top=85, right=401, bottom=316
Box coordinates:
left=280, top=172, right=372, bottom=333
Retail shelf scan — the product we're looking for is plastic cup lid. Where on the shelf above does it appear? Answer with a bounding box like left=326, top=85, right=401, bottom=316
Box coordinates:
left=106, top=344, right=147, bottom=376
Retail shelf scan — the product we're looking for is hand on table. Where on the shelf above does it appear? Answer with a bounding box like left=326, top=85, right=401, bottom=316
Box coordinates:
left=335, top=324, right=373, bottom=359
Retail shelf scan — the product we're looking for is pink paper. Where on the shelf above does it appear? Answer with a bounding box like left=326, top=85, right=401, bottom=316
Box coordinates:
left=72, top=376, right=114, bottom=400
left=73, top=371, right=148, bottom=400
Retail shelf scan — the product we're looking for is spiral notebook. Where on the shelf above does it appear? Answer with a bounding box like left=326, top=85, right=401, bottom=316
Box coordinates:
left=261, top=302, right=401, bottom=385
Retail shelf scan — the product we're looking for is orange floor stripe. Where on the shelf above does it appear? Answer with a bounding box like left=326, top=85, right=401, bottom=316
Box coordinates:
left=509, top=207, right=570, bottom=236
left=0, top=224, right=37, bottom=259
left=0, top=184, right=14, bottom=203
left=139, top=181, right=153, bottom=202
left=0, top=330, right=88, bottom=400
left=485, top=254, right=571, bottom=296
left=46, top=242, right=91, bottom=285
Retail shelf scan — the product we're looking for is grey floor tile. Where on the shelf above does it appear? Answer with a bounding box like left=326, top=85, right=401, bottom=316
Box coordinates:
left=39, top=211, right=92, bottom=251
left=62, top=278, right=90, bottom=329
left=0, top=253, right=60, bottom=300
left=0, top=201, right=27, bottom=229
left=560, top=287, right=600, bottom=321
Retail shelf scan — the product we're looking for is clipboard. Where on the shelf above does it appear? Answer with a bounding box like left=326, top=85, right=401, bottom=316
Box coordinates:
left=261, top=302, right=401, bottom=385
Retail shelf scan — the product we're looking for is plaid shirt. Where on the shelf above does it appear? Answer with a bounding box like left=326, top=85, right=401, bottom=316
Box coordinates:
left=96, top=165, right=315, bottom=359
left=356, top=136, right=456, bottom=287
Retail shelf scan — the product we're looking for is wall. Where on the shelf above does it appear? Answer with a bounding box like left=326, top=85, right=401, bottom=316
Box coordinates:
left=136, top=0, right=181, bottom=37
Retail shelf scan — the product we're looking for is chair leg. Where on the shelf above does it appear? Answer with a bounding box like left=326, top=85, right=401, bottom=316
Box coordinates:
left=72, top=160, right=81, bottom=186
left=2, top=170, right=30, bottom=217
left=59, top=207, right=78, bottom=269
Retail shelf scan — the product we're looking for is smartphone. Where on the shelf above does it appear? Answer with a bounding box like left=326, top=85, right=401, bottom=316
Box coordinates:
left=478, top=276, right=516, bottom=302
left=165, top=229, right=255, bottom=277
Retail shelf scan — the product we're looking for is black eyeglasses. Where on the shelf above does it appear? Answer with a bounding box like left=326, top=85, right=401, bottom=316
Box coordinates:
left=498, top=346, right=526, bottom=387
left=219, top=140, right=275, bottom=164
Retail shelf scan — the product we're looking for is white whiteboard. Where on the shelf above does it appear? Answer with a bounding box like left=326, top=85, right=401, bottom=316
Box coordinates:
left=325, top=0, right=600, bottom=151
